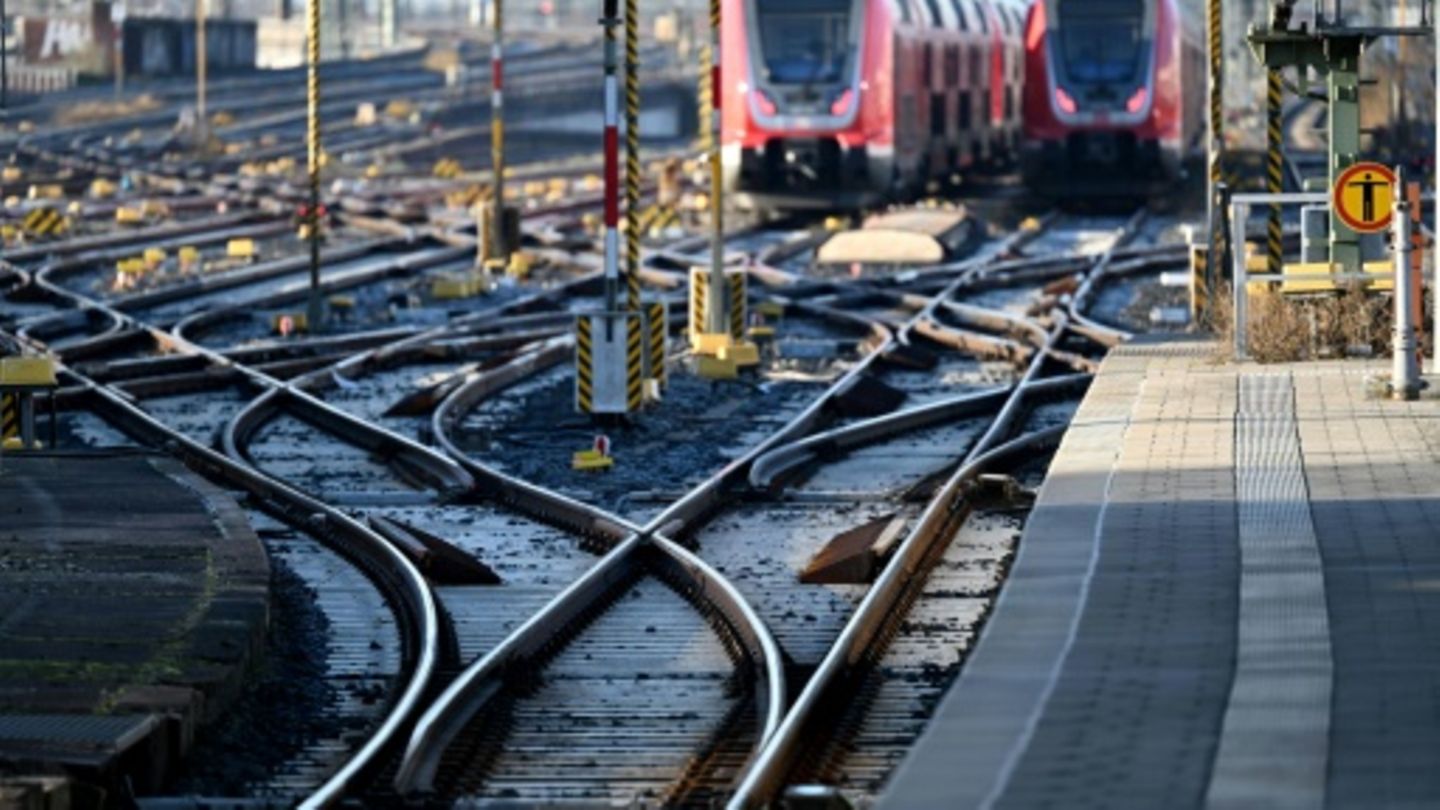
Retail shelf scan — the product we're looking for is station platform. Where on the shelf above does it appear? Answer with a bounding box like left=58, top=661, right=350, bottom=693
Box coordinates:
left=0, top=451, right=268, bottom=797
left=883, top=337, right=1440, bottom=809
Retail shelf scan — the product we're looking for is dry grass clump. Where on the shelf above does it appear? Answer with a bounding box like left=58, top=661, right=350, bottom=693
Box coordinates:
left=1313, top=283, right=1392, bottom=358
left=1210, top=283, right=1397, bottom=363
left=1246, top=289, right=1314, bottom=363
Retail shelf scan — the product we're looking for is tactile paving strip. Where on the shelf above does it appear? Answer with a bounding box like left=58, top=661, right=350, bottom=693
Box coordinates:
left=1206, top=373, right=1331, bottom=809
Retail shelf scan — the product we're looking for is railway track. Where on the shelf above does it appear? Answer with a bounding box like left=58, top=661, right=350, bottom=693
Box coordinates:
left=0, top=84, right=1193, bottom=805
left=3, top=173, right=773, bottom=804
left=379, top=210, right=1187, bottom=806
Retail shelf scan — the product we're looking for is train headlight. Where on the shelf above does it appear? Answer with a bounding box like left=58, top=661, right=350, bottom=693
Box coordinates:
left=829, top=88, right=855, bottom=116
left=754, top=89, right=778, bottom=116
left=1055, top=87, right=1077, bottom=115
left=1126, top=87, right=1149, bottom=114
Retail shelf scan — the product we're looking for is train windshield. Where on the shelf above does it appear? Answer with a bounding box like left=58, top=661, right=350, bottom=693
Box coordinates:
left=754, top=0, right=855, bottom=85
left=1055, top=0, right=1145, bottom=83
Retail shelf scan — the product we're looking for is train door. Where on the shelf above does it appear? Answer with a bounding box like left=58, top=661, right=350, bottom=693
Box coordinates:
left=964, top=0, right=991, bottom=162
left=925, top=0, right=963, bottom=177
left=946, top=0, right=976, bottom=169
left=1002, top=2, right=1024, bottom=157
left=889, top=0, right=923, bottom=189
left=977, top=0, right=1006, bottom=163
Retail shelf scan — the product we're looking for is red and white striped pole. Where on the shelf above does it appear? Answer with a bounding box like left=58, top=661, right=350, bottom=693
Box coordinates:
left=602, top=0, right=620, bottom=313
left=488, top=0, right=507, bottom=264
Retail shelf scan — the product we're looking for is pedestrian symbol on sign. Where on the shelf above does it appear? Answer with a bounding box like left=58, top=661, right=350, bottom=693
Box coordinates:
left=1333, top=162, right=1397, bottom=234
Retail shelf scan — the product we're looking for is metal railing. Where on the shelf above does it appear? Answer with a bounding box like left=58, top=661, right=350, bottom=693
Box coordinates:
left=1228, top=191, right=1433, bottom=361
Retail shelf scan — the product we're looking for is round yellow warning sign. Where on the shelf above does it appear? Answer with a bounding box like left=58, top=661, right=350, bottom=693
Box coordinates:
left=1333, top=162, right=1396, bottom=234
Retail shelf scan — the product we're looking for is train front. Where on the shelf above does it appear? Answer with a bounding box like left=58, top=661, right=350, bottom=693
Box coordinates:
left=721, top=0, right=889, bottom=210
left=1020, top=0, right=1185, bottom=195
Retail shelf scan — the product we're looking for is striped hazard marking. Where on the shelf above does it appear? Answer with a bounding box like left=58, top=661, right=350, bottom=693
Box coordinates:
left=729, top=271, right=746, bottom=340
left=21, top=206, right=68, bottom=238
left=1, top=393, right=17, bottom=442
left=576, top=316, right=594, bottom=414
left=689, top=268, right=708, bottom=343
left=626, top=314, right=643, bottom=411
left=647, top=300, right=667, bottom=386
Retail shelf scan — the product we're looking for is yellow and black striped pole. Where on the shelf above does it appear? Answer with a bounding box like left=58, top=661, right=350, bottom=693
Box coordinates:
left=624, top=0, right=642, bottom=313
left=490, top=0, right=507, bottom=264
left=705, top=0, right=727, bottom=337
left=1204, top=0, right=1224, bottom=320
left=305, top=0, right=323, bottom=332
left=698, top=42, right=712, bottom=155
left=1266, top=68, right=1284, bottom=277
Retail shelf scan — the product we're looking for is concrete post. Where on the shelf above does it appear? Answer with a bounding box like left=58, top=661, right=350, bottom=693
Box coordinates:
left=380, top=0, right=396, bottom=47
left=2, top=0, right=9, bottom=113
left=1233, top=201, right=1251, bottom=360
left=196, top=0, right=207, bottom=125
left=1393, top=173, right=1420, bottom=399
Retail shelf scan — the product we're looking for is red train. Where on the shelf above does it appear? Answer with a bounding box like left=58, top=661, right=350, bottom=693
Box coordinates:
left=720, top=0, right=1202, bottom=209
left=1020, top=0, right=1205, bottom=195
left=721, top=0, right=1027, bottom=210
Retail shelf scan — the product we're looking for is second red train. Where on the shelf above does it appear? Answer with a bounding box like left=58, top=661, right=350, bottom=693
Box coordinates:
left=720, top=0, right=1204, bottom=209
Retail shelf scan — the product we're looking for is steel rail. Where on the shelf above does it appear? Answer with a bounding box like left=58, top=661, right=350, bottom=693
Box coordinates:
left=18, top=246, right=459, bottom=808
left=726, top=211, right=1147, bottom=808
left=18, top=236, right=422, bottom=353
left=390, top=335, right=788, bottom=792
left=1065, top=210, right=1148, bottom=346
left=188, top=263, right=768, bottom=800
left=2, top=338, right=442, bottom=809
left=745, top=373, right=1091, bottom=494
left=2, top=210, right=275, bottom=265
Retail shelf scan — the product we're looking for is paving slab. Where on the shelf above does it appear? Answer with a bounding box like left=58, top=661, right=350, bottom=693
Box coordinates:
left=881, top=338, right=1440, bottom=809
left=0, top=449, right=268, bottom=794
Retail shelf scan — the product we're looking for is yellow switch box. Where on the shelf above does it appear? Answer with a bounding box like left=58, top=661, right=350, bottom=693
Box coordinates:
left=0, top=356, right=57, bottom=386
left=571, top=449, right=614, bottom=471
left=227, top=238, right=257, bottom=259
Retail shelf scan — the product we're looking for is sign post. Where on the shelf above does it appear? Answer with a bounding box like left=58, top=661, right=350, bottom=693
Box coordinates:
left=1392, top=167, right=1419, bottom=400
left=1331, top=162, right=1396, bottom=238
